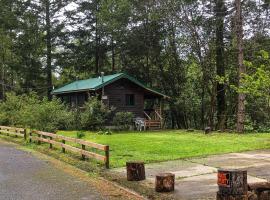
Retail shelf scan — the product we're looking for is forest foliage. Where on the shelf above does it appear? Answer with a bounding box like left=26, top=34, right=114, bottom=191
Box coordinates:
left=0, top=0, right=270, bottom=131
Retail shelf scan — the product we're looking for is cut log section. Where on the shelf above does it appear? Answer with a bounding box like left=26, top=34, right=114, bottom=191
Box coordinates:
left=126, top=161, right=145, bottom=181
left=248, top=182, right=270, bottom=200
left=248, top=182, right=270, bottom=193
left=155, top=173, right=175, bottom=192
left=216, top=169, right=248, bottom=200
left=216, top=193, right=248, bottom=200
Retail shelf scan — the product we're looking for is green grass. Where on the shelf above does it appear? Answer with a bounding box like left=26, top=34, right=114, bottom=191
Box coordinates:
left=57, top=130, right=270, bottom=168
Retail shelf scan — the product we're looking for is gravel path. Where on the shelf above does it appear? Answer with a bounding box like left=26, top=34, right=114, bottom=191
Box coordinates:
left=0, top=141, right=104, bottom=200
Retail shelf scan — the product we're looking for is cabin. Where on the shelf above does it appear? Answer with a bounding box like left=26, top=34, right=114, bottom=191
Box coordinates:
left=52, top=73, right=169, bottom=129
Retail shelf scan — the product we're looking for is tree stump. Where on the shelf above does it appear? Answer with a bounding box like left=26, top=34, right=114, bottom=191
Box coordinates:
left=155, top=173, right=175, bottom=192
left=216, top=169, right=248, bottom=200
left=126, top=161, right=145, bottom=181
left=205, top=127, right=211, bottom=134
left=248, top=182, right=270, bottom=200
left=247, top=191, right=257, bottom=200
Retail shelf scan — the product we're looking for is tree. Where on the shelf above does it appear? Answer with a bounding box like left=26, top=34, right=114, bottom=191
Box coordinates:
left=215, top=0, right=226, bottom=130
left=235, top=0, right=245, bottom=133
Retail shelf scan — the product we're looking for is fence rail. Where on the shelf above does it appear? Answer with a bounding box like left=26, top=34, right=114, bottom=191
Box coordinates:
left=0, top=125, right=110, bottom=169
left=0, top=126, right=26, bottom=139
left=30, top=130, right=109, bottom=168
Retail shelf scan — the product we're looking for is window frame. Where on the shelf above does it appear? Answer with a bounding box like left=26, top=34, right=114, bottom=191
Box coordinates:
left=125, top=94, right=135, bottom=106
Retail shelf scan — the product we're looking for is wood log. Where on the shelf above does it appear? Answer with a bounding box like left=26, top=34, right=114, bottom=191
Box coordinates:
left=216, top=192, right=248, bottom=200
left=258, top=191, right=270, bottom=200
left=155, top=173, right=175, bottom=192
left=126, top=161, right=145, bottom=181
left=248, top=182, right=270, bottom=193
left=217, top=169, right=248, bottom=195
left=247, top=191, right=257, bottom=200
left=249, top=183, right=270, bottom=200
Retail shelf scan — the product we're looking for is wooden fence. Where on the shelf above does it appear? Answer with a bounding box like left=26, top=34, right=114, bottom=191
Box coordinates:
left=29, top=130, right=110, bottom=168
left=0, top=125, right=110, bottom=169
left=0, top=126, right=26, bottom=140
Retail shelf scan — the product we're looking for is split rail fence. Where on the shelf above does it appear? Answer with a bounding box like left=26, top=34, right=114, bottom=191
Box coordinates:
left=0, top=126, right=109, bottom=168
left=0, top=126, right=26, bottom=139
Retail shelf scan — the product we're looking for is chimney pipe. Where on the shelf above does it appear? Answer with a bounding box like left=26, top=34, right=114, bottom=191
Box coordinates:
left=101, top=72, right=104, bottom=83
left=101, top=72, right=105, bottom=96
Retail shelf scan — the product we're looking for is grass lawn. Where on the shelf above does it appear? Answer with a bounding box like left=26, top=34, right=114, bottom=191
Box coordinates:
left=57, top=130, right=270, bottom=168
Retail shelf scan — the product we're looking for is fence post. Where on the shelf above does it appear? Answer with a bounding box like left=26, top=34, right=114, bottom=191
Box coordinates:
left=81, top=144, right=86, bottom=160
left=105, top=145, right=109, bottom=169
left=49, top=136, right=53, bottom=149
left=29, top=131, right=32, bottom=143
left=38, top=133, right=41, bottom=145
left=62, top=140, right=65, bottom=153
left=23, top=129, right=27, bottom=140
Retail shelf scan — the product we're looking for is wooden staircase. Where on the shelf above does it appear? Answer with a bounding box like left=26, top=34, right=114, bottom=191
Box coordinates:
left=144, top=120, right=162, bottom=130
left=143, top=108, right=163, bottom=130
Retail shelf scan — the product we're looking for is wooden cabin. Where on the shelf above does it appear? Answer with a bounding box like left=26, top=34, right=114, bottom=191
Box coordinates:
left=52, top=73, right=169, bottom=129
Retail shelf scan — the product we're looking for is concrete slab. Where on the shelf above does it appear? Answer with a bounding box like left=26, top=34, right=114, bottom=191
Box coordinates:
left=112, top=150, right=270, bottom=199
left=189, top=151, right=270, bottom=169
left=173, top=173, right=267, bottom=200
left=113, top=159, right=217, bottom=180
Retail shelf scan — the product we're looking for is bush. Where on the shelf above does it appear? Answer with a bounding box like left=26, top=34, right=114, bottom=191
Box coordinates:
left=0, top=92, right=73, bottom=132
left=113, top=112, right=134, bottom=130
left=80, top=97, right=113, bottom=130
left=76, top=131, right=85, bottom=139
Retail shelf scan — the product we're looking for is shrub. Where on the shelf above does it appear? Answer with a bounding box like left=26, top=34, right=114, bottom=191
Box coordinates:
left=113, top=112, right=134, bottom=130
left=80, top=97, right=113, bottom=130
left=76, top=131, right=85, bottom=139
left=0, top=92, right=73, bottom=132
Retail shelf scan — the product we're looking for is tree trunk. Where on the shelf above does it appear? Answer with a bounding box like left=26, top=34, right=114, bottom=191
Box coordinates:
left=201, top=85, right=205, bottom=129
left=235, top=0, right=245, bottom=133
left=111, top=35, right=115, bottom=72
left=216, top=0, right=226, bottom=131
left=95, top=2, right=100, bottom=74
left=46, top=0, right=52, bottom=100
left=0, top=63, right=5, bottom=100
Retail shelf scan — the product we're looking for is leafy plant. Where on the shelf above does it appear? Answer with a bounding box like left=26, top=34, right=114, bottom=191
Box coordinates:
left=80, top=97, right=113, bottom=130
left=0, top=92, right=74, bottom=132
left=76, top=131, right=86, bottom=139
left=113, top=112, right=134, bottom=130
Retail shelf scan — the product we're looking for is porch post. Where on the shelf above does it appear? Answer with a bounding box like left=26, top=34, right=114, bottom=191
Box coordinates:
left=160, top=98, right=163, bottom=128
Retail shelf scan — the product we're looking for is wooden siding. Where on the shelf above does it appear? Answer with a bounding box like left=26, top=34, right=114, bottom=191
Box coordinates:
left=103, top=79, right=145, bottom=117
left=55, top=78, right=162, bottom=118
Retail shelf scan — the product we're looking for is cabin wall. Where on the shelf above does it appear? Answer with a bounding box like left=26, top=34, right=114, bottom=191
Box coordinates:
left=56, top=92, right=88, bottom=108
left=103, top=79, right=144, bottom=117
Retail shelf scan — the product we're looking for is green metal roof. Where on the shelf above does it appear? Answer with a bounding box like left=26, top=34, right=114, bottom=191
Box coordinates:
left=52, top=73, right=169, bottom=98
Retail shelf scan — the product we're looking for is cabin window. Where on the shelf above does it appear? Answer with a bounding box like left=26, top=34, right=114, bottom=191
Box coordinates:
left=125, top=94, right=135, bottom=106
left=62, top=95, right=71, bottom=105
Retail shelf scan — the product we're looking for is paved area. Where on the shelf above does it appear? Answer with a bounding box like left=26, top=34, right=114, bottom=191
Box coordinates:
left=0, top=142, right=103, bottom=200
left=113, top=150, right=270, bottom=200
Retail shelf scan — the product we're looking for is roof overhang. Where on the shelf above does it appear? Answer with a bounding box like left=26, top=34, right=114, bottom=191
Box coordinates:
left=52, top=73, right=170, bottom=99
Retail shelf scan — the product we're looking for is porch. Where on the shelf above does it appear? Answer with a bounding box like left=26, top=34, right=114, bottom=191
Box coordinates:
left=143, top=107, right=163, bottom=130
